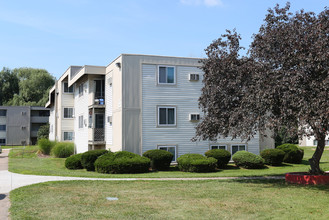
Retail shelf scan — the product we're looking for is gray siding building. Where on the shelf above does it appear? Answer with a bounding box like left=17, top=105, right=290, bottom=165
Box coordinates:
left=0, top=106, right=49, bottom=146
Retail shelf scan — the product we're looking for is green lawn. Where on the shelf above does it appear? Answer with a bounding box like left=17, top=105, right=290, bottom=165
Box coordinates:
left=8, top=146, right=329, bottom=178
left=10, top=179, right=329, bottom=220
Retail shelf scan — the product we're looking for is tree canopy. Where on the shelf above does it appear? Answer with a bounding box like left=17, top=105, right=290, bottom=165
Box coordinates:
left=196, top=3, right=329, bottom=174
left=0, top=67, right=55, bottom=106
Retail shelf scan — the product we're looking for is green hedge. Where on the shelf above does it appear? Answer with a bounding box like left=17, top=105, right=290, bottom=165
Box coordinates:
left=95, top=151, right=150, bottom=174
left=51, top=142, right=74, bottom=158
left=65, top=153, right=83, bottom=169
left=276, top=144, right=304, bottom=164
left=205, top=149, right=231, bottom=168
left=232, top=151, right=264, bottom=169
left=38, top=138, right=56, bottom=155
left=143, top=149, right=173, bottom=171
left=260, top=149, right=285, bottom=166
left=81, top=149, right=108, bottom=171
left=177, top=154, right=217, bottom=173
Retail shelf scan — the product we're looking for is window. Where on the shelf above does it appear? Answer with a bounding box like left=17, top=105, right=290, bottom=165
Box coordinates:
left=210, top=145, right=227, bottom=150
left=0, top=110, right=7, bottom=116
left=64, top=132, right=74, bottom=141
left=189, top=73, right=200, bottom=81
left=158, top=107, right=176, bottom=126
left=79, top=83, right=84, bottom=97
left=79, top=115, right=84, bottom=128
left=158, top=66, right=175, bottom=84
left=63, top=82, right=74, bottom=93
left=231, top=144, right=246, bottom=155
left=64, top=108, right=74, bottom=118
left=313, top=140, right=318, bottom=146
left=0, top=139, right=5, bottom=144
left=0, top=125, right=6, bottom=131
left=158, top=146, right=177, bottom=162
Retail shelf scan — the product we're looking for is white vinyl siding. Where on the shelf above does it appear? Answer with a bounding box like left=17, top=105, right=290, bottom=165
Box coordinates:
left=105, top=73, right=113, bottom=146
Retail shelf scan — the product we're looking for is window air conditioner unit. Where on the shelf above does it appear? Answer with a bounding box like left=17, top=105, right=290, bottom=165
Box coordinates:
left=189, top=114, right=200, bottom=121
left=189, top=74, right=199, bottom=81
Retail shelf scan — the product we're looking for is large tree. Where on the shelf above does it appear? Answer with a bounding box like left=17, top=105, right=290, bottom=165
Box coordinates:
left=196, top=3, right=329, bottom=174
left=0, top=67, right=19, bottom=105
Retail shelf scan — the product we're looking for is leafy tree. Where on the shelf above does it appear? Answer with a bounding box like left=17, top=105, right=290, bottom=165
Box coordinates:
left=0, top=67, right=19, bottom=105
left=196, top=3, right=329, bottom=174
left=37, top=123, right=50, bottom=140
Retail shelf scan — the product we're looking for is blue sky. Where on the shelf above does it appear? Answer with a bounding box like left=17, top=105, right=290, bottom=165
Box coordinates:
left=0, top=0, right=328, bottom=79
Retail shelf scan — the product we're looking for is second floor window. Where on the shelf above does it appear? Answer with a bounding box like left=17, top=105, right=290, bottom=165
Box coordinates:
left=63, top=82, right=74, bottom=93
left=158, top=66, right=175, bottom=84
left=79, top=84, right=84, bottom=97
left=79, top=115, right=84, bottom=128
left=64, top=108, right=74, bottom=119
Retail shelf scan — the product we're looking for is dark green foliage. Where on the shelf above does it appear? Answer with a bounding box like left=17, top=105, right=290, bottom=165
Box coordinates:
left=95, top=151, right=150, bottom=174
left=276, top=144, right=304, bottom=164
left=232, top=151, right=265, bottom=169
left=143, top=149, right=173, bottom=171
left=177, top=154, right=217, bottom=173
left=0, top=67, right=19, bottom=105
left=38, top=138, right=56, bottom=155
left=260, top=149, right=285, bottom=166
left=81, top=149, right=108, bottom=171
left=37, top=124, right=49, bottom=140
left=65, top=153, right=83, bottom=170
left=274, top=127, right=299, bottom=147
left=52, top=142, right=74, bottom=158
left=205, top=149, right=231, bottom=168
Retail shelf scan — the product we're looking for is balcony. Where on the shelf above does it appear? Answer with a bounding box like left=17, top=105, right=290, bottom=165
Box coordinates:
left=31, top=116, right=49, bottom=123
left=88, top=128, right=105, bottom=144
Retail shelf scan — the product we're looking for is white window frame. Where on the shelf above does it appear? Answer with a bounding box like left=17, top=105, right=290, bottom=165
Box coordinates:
left=63, top=131, right=74, bottom=141
left=79, top=115, right=84, bottom=128
left=189, top=113, right=200, bottom=121
left=231, top=144, right=247, bottom=155
left=157, top=106, right=176, bottom=127
left=63, top=82, right=74, bottom=93
left=63, top=108, right=74, bottom=119
left=158, top=66, right=176, bottom=85
left=158, top=145, right=177, bottom=162
left=210, top=144, right=228, bottom=150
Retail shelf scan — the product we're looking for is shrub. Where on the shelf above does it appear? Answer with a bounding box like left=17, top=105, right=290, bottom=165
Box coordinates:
left=37, top=123, right=49, bottom=140
left=232, top=151, right=265, bottom=169
left=276, top=144, right=304, bottom=164
left=205, top=149, right=231, bottom=168
left=260, top=149, right=285, bottom=166
left=95, top=151, right=150, bottom=174
left=143, top=149, right=173, bottom=171
left=65, top=153, right=83, bottom=169
left=52, top=142, right=74, bottom=158
left=177, top=154, right=217, bottom=173
left=81, top=149, right=108, bottom=171
left=38, top=138, right=56, bottom=155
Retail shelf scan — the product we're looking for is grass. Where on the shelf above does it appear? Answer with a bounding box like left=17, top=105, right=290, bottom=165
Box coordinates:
left=8, top=146, right=329, bottom=178
left=9, top=179, right=329, bottom=220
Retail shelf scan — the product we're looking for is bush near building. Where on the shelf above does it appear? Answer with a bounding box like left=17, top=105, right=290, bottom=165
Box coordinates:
left=177, top=154, right=217, bottom=173
left=38, top=138, right=56, bottom=155
left=205, top=149, right=231, bottom=168
left=232, top=151, right=265, bottom=169
left=143, top=149, right=173, bottom=171
left=260, top=149, right=285, bottom=166
left=52, top=142, right=74, bottom=158
left=276, top=144, right=304, bottom=164
left=65, top=153, right=83, bottom=169
left=80, top=149, right=108, bottom=171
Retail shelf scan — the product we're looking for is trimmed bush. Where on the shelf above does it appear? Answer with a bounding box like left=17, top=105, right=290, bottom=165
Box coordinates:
left=205, top=149, right=231, bottom=168
left=232, top=151, right=265, bottom=169
left=81, top=149, right=108, bottom=171
left=38, top=138, right=56, bottom=155
left=143, top=149, right=173, bottom=171
left=65, top=153, right=83, bottom=169
left=177, top=154, right=217, bottom=173
left=52, top=142, right=74, bottom=158
left=276, top=144, right=304, bottom=164
left=260, top=149, right=285, bottom=166
left=95, top=151, right=150, bottom=174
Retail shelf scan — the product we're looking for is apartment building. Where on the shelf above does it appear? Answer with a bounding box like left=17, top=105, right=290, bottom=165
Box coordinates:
left=0, top=106, right=49, bottom=146
left=46, top=54, right=274, bottom=160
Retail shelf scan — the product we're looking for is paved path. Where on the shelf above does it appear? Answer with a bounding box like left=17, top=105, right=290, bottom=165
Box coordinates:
left=0, top=149, right=284, bottom=220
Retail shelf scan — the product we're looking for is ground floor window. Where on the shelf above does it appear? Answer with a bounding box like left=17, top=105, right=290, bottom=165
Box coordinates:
left=158, top=145, right=176, bottom=162
left=210, top=144, right=227, bottom=150
left=231, top=144, right=246, bottom=155
left=0, top=139, right=5, bottom=144
left=63, top=132, right=74, bottom=141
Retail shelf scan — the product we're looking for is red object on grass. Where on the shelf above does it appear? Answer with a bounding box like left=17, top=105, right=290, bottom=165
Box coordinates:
left=285, top=172, right=329, bottom=185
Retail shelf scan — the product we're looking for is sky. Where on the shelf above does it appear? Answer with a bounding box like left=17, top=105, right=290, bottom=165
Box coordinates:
left=0, top=0, right=328, bottom=79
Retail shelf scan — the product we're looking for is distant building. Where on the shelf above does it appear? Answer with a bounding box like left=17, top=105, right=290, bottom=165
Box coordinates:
left=0, top=106, right=49, bottom=146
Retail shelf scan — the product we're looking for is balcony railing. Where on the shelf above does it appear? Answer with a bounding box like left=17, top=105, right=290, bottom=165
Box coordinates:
left=94, top=128, right=104, bottom=142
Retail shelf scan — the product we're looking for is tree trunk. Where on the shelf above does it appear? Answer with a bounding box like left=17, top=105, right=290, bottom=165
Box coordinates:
left=309, top=133, right=325, bottom=175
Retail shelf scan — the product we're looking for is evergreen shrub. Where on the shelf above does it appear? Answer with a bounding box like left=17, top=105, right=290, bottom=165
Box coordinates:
left=65, top=153, right=83, bottom=169
left=260, top=149, right=285, bottom=166
left=205, top=149, right=231, bottom=168
left=52, top=142, right=74, bottom=158
left=177, top=154, right=217, bottom=172
left=38, top=138, right=56, bottom=155
left=143, top=149, right=173, bottom=171
left=276, top=144, right=304, bottom=164
left=81, top=149, right=108, bottom=171
left=232, top=151, right=265, bottom=169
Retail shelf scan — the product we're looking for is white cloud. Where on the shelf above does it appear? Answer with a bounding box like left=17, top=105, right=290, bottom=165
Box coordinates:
left=180, top=0, right=223, bottom=7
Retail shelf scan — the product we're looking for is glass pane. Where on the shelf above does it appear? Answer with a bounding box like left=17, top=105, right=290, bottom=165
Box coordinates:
left=159, top=67, right=166, bottom=83
left=232, top=146, right=239, bottom=155
left=167, top=67, right=174, bottom=83
left=239, top=145, right=246, bottom=151
left=168, top=147, right=176, bottom=161
left=0, top=110, right=6, bottom=116
left=211, top=146, right=218, bottom=150
left=218, top=145, right=226, bottom=150
left=95, top=114, right=104, bottom=128
left=64, top=82, right=68, bottom=92
left=159, top=108, right=167, bottom=124
left=168, top=108, right=175, bottom=124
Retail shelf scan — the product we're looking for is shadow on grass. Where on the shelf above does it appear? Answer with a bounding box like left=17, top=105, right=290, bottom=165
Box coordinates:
left=229, top=178, right=329, bottom=192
